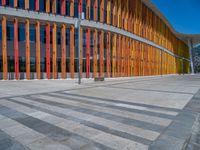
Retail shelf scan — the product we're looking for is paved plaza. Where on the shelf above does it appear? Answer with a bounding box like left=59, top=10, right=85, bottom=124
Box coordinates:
left=0, top=75, right=200, bottom=150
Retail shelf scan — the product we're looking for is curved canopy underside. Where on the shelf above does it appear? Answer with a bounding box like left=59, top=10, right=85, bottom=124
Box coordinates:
left=142, top=0, right=200, bottom=46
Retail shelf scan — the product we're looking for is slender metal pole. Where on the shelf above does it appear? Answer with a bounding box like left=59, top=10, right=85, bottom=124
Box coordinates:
left=78, top=1, right=82, bottom=84
left=78, top=16, right=81, bottom=84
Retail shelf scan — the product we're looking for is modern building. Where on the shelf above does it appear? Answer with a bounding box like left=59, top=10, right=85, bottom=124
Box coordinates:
left=0, top=0, right=193, bottom=80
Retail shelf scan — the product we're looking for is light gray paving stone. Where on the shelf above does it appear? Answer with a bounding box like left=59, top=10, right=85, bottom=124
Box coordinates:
left=27, top=137, right=72, bottom=150
left=71, top=125, right=103, bottom=138
left=0, top=115, right=5, bottom=120
left=0, top=117, right=19, bottom=129
left=2, top=125, right=32, bottom=138
left=93, top=133, right=148, bottom=150
left=15, top=132, right=46, bottom=145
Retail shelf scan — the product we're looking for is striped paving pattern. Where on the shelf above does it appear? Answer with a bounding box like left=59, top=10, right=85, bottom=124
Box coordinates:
left=0, top=75, right=200, bottom=150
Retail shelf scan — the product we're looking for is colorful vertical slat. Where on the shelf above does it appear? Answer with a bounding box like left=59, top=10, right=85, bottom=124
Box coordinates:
left=25, top=19, right=30, bottom=80
left=2, top=16, right=7, bottom=80
left=52, top=23, right=57, bottom=79
left=93, top=29, right=98, bottom=78
left=46, top=0, right=50, bottom=13
left=25, top=0, right=29, bottom=9
left=61, top=24, right=66, bottom=79
left=86, top=28, right=90, bottom=78
left=100, top=31, right=104, bottom=78
left=46, top=23, right=50, bottom=79
left=61, top=0, right=66, bottom=16
left=36, top=21, right=40, bottom=79
left=35, top=0, right=39, bottom=11
left=70, top=26, right=75, bottom=78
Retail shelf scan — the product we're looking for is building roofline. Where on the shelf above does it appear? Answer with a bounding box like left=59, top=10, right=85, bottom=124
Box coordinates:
left=142, top=0, right=200, bottom=46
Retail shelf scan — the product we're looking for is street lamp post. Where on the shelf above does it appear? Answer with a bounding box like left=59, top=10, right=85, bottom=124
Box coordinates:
left=77, top=19, right=81, bottom=84
left=76, top=0, right=82, bottom=84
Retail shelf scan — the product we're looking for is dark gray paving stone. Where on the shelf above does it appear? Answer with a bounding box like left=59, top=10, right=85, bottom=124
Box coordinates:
left=0, top=138, right=12, bottom=150
left=186, top=143, right=200, bottom=150
left=194, top=91, right=200, bottom=99
left=0, top=137, right=30, bottom=150
left=0, top=130, right=10, bottom=141
left=191, top=134, right=200, bottom=145
left=149, top=135, right=185, bottom=150
left=176, top=111, right=197, bottom=122
left=164, top=122, right=193, bottom=139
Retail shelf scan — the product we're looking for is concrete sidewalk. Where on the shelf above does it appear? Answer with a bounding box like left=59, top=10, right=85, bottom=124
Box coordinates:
left=0, top=75, right=200, bottom=150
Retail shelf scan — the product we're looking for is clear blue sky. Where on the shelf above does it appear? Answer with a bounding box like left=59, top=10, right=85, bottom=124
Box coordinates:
left=150, top=0, right=200, bottom=34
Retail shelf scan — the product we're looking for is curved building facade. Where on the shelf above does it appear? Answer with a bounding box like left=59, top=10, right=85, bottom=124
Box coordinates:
left=0, top=0, right=190, bottom=80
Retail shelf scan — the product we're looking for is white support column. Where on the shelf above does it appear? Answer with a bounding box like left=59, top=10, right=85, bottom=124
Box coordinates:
left=188, top=39, right=195, bottom=74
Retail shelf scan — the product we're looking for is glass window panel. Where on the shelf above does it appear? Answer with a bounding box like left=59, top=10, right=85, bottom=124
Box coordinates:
left=8, top=56, right=14, bottom=73
left=90, top=0, right=94, bottom=20
left=98, top=0, right=100, bottom=21
left=56, top=0, right=61, bottom=14
left=30, top=25, right=36, bottom=73
left=6, top=0, right=13, bottom=7
left=74, top=0, right=78, bottom=18
left=74, top=29, right=78, bottom=58
left=40, top=26, right=46, bottom=73
left=18, top=0, right=25, bottom=9
left=18, top=24, right=25, bottom=42
left=57, top=28, right=61, bottom=73
left=83, top=0, right=86, bottom=17
left=66, top=28, right=70, bottom=72
left=104, top=32, right=107, bottom=72
left=40, top=0, right=45, bottom=12
left=104, top=0, right=107, bottom=23
left=29, top=0, right=35, bottom=10
left=66, top=0, right=70, bottom=16
left=90, top=30, right=93, bottom=72
left=18, top=23, right=26, bottom=76
left=82, top=29, right=86, bottom=73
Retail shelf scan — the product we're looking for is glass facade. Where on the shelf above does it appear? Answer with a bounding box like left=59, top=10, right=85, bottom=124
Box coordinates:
left=0, top=0, right=190, bottom=80
left=18, top=23, right=25, bottom=79
left=66, top=28, right=70, bottom=73
left=30, top=25, right=36, bottom=74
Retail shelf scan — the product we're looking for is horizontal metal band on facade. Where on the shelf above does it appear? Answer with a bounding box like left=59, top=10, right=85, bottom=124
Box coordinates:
left=0, top=6, right=189, bottom=62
